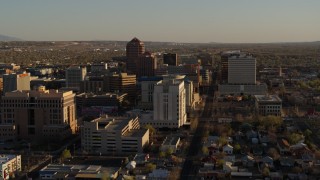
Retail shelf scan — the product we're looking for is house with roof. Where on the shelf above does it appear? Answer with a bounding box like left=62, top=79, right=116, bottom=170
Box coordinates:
left=279, top=157, right=295, bottom=167
left=241, top=155, right=255, bottom=167
left=223, top=144, right=233, bottom=155
left=258, top=130, right=269, bottom=143
left=261, top=156, right=274, bottom=167
left=277, top=138, right=291, bottom=155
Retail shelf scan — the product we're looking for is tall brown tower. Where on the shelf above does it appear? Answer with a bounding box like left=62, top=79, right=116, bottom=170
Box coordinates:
left=126, top=37, right=145, bottom=74
left=137, top=52, right=157, bottom=78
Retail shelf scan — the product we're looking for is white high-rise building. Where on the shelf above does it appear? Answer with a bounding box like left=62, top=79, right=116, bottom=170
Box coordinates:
left=153, top=79, right=186, bottom=128
left=228, top=55, right=256, bottom=85
left=66, top=66, right=86, bottom=90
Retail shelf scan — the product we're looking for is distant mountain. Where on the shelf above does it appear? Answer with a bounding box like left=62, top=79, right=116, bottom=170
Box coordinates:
left=0, top=34, right=22, bottom=41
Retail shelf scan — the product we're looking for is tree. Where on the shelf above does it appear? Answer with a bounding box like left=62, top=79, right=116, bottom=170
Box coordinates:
left=288, top=133, right=304, bottom=144
left=304, top=129, right=312, bottom=140
left=202, top=146, right=209, bottom=155
left=145, top=163, right=156, bottom=173
left=262, top=166, right=270, bottom=177
left=61, top=149, right=71, bottom=160
left=234, top=143, right=241, bottom=154
left=216, top=137, right=227, bottom=147
left=216, top=159, right=225, bottom=169
left=144, top=124, right=156, bottom=135
left=268, top=148, right=280, bottom=160
left=166, top=148, right=174, bottom=157
left=159, top=151, right=166, bottom=158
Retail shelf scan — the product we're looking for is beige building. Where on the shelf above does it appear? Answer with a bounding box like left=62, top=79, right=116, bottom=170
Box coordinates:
left=255, top=95, right=282, bottom=116
left=81, top=116, right=149, bottom=154
left=0, top=86, right=77, bottom=141
left=108, top=73, right=136, bottom=100
left=151, top=79, right=187, bottom=129
left=0, top=154, right=21, bottom=180
left=2, top=73, right=32, bottom=93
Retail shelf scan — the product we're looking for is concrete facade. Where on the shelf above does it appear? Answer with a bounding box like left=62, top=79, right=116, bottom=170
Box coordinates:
left=255, top=95, right=282, bottom=116
left=152, top=79, right=187, bottom=128
left=0, top=87, right=77, bottom=141
left=81, top=116, right=149, bottom=154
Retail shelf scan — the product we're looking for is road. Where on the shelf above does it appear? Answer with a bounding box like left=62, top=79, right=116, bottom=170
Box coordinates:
left=180, top=85, right=214, bottom=179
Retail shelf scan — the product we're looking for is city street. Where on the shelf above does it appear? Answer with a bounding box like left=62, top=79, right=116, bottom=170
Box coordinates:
left=181, top=85, right=214, bottom=179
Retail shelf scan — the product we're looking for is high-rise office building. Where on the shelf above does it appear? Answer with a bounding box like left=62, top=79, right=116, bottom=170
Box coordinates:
left=220, top=50, right=241, bottom=83
left=153, top=79, right=187, bottom=128
left=2, top=73, right=31, bottom=93
left=108, top=73, right=136, bottom=100
left=126, top=37, right=145, bottom=74
left=66, top=66, right=87, bottom=91
left=0, top=86, right=77, bottom=141
left=163, top=53, right=178, bottom=66
left=137, top=52, right=157, bottom=78
left=228, top=55, right=256, bottom=84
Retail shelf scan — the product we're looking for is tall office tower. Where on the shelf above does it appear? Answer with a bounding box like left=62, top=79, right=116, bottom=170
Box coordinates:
left=153, top=79, right=187, bottom=128
left=126, top=37, right=145, bottom=74
left=108, top=73, right=136, bottom=101
left=163, top=53, right=178, bottom=66
left=66, top=66, right=87, bottom=91
left=0, top=86, right=77, bottom=141
left=220, top=50, right=241, bottom=83
left=3, top=73, right=31, bottom=93
left=228, top=55, right=256, bottom=84
left=137, top=52, right=157, bottom=78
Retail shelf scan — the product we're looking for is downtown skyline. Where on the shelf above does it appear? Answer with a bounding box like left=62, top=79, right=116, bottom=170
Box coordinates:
left=1, top=0, right=320, bottom=43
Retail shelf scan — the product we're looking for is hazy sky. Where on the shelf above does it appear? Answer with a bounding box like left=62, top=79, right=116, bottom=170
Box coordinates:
left=1, top=0, right=319, bottom=43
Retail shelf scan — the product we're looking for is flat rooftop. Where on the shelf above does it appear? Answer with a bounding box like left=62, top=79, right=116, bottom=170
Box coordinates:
left=163, top=136, right=180, bottom=146
left=255, top=95, right=282, bottom=103
left=0, top=154, right=19, bottom=164
left=123, top=129, right=148, bottom=137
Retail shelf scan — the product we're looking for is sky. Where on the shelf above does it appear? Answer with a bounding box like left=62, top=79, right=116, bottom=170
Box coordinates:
left=0, top=0, right=319, bottom=43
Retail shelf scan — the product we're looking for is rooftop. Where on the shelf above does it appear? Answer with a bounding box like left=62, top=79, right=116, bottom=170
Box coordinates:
left=162, top=136, right=180, bottom=146
left=255, top=94, right=282, bottom=103
left=0, top=154, right=19, bottom=164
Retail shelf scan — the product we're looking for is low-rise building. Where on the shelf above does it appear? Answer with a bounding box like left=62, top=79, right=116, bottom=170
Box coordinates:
left=81, top=116, right=149, bottom=154
left=160, top=136, right=180, bottom=153
left=254, top=94, right=282, bottom=116
left=0, top=154, right=21, bottom=180
left=39, top=164, right=120, bottom=180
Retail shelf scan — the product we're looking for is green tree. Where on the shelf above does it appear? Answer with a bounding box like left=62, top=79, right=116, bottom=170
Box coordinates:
left=202, top=146, right=209, bottom=155
left=159, top=151, right=166, bottom=158
left=262, top=166, right=270, bottom=177
left=145, top=163, right=156, bottom=173
left=288, top=133, right=304, bottom=144
left=234, top=143, right=241, bottom=154
left=166, top=148, right=174, bottom=157
left=216, top=137, right=227, bottom=147
left=304, top=129, right=312, bottom=139
left=61, top=149, right=71, bottom=160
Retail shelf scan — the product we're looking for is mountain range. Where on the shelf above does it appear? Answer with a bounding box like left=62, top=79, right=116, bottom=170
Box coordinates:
left=0, top=34, right=22, bottom=41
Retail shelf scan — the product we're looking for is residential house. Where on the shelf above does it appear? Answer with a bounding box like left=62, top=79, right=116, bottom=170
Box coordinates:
left=277, top=138, right=291, bottom=155
left=241, top=155, right=255, bottom=167
left=261, top=156, right=274, bottom=167
left=279, top=157, right=295, bottom=167
left=223, top=144, right=233, bottom=155
left=258, top=131, right=269, bottom=143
